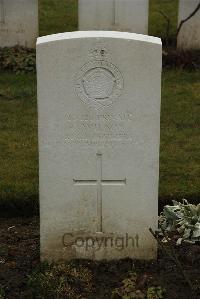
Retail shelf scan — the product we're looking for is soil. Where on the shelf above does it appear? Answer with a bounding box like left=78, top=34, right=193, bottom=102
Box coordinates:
left=0, top=217, right=199, bottom=299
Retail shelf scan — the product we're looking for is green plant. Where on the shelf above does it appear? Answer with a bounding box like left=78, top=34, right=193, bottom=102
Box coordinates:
left=111, top=272, right=145, bottom=299
left=159, top=200, right=200, bottom=244
left=28, top=261, right=94, bottom=298
left=147, top=286, right=166, bottom=299
left=0, top=285, right=5, bottom=299
left=0, top=46, right=36, bottom=74
left=112, top=272, right=166, bottom=299
left=112, top=272, right=143, bottom=299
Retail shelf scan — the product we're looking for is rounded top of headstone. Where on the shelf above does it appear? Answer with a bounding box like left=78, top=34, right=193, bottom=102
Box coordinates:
left=37, top=31, right=162, bottom=46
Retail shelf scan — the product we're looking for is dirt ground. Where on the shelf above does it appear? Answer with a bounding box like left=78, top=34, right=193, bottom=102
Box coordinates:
left=0, top=217, right=199, bottom=299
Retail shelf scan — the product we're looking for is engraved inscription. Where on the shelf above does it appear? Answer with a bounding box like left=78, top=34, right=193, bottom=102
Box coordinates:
left=65, top=112, right=134, bottom=147
left=75, top=60, right=124, bottom=109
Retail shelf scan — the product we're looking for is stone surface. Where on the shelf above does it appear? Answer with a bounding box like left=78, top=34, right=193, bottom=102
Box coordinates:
left=177, top=0, right=200, bottom=50
left=0, top=0, right=38, bottom=48
left=37, top=31, right=162, bottom=261
left=79, top=0, right=149, bottom=34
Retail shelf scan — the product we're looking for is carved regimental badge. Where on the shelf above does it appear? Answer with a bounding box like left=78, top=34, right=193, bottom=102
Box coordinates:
left=75, top=48, right=124, bottom=109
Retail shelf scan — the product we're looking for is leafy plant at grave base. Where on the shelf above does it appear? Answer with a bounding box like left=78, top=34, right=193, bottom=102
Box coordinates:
left=111, top=272, right=165, bottom=299
left=159, top=199, right=200, bottom=245
left=0, top=46, right=36, bottom=74
left=27, top=261, right=94, bottom=299
left=111, top=271, right=144, bottom=299
left=147, top=286, right=166, bottom=299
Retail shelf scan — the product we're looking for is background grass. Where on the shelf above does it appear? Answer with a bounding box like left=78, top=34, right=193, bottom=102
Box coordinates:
left=149, top=0, right=179, bottom=40
left=0, top=74, right=38, bottom=214
left=0, top=0, right=199, bottom=215
left=39, top=0, right=179, bottom=41
left=39, top=0, right=78, bottom=36
left=160, top=70, right=200, bottom=201
left=0, top=70, right=199, bottom=214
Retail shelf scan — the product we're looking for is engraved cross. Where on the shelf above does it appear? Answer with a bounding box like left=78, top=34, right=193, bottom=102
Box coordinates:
left=73, top=152, right=126, bottom=233
left=0, top=0, right=5, bottom=24
left=112, top=0, right=116, bottom=26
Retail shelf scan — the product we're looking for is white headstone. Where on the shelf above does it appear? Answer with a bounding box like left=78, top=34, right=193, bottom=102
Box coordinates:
left=37, top=31, right=162, bottom=261
left=79, top=0, right=149, bottom=34
left=177, top=0, right=200, bottom=50
left=0, top=0, right=38, bottom=48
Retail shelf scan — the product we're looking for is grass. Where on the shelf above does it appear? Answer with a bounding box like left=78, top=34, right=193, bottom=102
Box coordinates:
left=0, top=0, right=199, bottom=214
left=149, top=0, right=179, bottom=40
left=160, top=70, right=200, bottom=202
left=39, top=0, right=78, bottom=36
left=39, top=0, right=179, bottom=41
left=0, top=73, right=38, bottom=214
left=0, top=70, right=199, bottom=214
